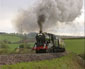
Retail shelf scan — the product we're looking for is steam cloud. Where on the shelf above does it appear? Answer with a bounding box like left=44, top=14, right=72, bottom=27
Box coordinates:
left=15, top=0, right=83, bottom=33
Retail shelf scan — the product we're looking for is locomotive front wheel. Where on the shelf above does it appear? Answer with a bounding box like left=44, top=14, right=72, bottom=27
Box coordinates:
left=36, top=50, right=40, bottom=53
left=36, top=49, right=46, bottom=53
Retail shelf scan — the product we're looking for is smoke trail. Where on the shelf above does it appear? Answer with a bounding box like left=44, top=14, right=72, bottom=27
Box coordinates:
left=37, top=15, right=45, bottom=33
left=14, top=0, right=83, bottom=33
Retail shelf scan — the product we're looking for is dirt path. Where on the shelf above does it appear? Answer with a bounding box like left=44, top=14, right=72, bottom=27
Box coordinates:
left=0, top=52, right=67, bottom=65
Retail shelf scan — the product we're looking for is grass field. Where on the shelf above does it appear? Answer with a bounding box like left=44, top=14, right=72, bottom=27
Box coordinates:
left=1, top=53, right=84, bottom=69
left=64, top=39, right=85, bottom=54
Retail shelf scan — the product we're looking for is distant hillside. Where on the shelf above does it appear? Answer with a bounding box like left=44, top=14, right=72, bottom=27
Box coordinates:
left=0, top=32, right=84, bottom=40
left=26, top=32, right=37, bottom=39
left=27, top=32, right=85, bottom=39
left=0, top=32, right=6, bottom=34
left=58, top=35, right=85, bottom=39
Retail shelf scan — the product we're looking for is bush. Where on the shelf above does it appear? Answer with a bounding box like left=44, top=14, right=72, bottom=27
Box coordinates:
left=0, top=41, right=9, bottom=48
left=79, top=54, right=85, bottom=60
left=0, top=41, right=9, bottom=54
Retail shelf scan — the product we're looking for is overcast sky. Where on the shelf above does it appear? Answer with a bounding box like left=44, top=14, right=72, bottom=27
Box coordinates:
left=0, top=0, right=35, bottom=32
left=0, top=0, right=84, bottom=36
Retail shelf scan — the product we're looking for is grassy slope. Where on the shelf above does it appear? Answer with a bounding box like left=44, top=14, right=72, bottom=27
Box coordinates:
left=8, top=44, right=20, bottom=52
left=0, top=34, right=21, bottom=54
left=64, top=39, right=85, bottom=54
left=0, top=34, right=21, bottom=42
left=1, top=53, right=84, bottom=69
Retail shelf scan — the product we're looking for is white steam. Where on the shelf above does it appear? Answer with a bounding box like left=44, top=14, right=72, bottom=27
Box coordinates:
left=14, top=0, right=83, bottom=33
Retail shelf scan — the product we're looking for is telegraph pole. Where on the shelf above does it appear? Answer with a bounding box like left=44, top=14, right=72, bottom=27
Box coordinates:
left=20, top=23, right=23, bottom=34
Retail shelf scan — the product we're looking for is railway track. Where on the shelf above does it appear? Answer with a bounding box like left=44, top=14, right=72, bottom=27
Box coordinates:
left=0, top=52, right=67, bottom=65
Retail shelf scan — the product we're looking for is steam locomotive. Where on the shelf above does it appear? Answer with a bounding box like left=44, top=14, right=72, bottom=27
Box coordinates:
left=32, top=32, right=65, bottom=53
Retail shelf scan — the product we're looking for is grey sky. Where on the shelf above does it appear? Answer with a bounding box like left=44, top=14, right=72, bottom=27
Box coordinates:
left=0, top=0, right=35, bottom=32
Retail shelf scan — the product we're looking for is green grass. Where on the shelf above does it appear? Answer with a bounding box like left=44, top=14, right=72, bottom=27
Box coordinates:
left=1, top=53, right=84, bottom=69
left=8, top=43, right=34, bottom=50
left=27, top=42, right=35, bottom=48
left=0, top=44, right=20, bottom=54
left=64, top=39, right=85, bottom=54
left=0, top=34, right=21, bottom=42
left=8, top=44, right=20, bottom=52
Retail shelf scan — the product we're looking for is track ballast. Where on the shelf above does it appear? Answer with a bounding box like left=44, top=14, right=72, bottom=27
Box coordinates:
left=0, top=52, right=67, bottom=65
